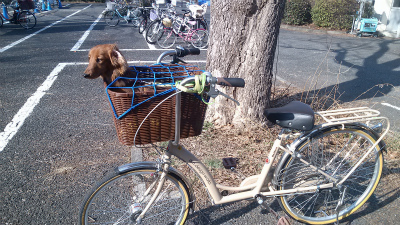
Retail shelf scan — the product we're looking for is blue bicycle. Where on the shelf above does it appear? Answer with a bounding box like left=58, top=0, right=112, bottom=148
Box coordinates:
left=104, top=5, right=140, bottom=27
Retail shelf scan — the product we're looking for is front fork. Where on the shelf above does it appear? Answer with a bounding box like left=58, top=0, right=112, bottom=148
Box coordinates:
left=136, top=155, right=171, bottom=223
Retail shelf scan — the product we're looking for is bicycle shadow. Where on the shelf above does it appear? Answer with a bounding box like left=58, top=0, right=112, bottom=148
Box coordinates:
left=298, top=39, right=400, bottom=104
left=186, top=199, right=289, bottom=225
left=341, top=172, right=400, bottom=224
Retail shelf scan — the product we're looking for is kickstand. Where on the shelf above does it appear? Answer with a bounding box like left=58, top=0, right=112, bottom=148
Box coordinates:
left=334, top=186, right=347, bottom=225
left=258, top=197, right=291, bottom=225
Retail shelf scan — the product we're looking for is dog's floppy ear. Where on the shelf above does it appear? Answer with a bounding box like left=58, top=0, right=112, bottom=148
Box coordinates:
left=109, top=45, right=126, bottom=66
left=109, top=45, right=128, bottom=75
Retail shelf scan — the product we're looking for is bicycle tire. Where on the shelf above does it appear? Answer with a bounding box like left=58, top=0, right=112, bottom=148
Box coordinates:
left=145, top=20, right=163, bottom=44
left=104, top=10, right=120, bottom=27
left=18, top=11, right=36, bottom=29
left=190, top=29, right=208, bottom=49
left=0, top=16, right=3, bottom=27
left=138, top=18, right=147, bottom=34
left=131, top=17, right=140, bottom=28
left=275, top=125, right=384, bottom=224
left=80, top=166, right=191, bottom=225
left=157, top=28, right=177, bottom=49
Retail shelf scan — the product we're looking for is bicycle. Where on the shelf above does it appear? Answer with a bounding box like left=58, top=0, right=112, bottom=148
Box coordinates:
left=144, top=3, right=175, bottom=44
left=157, top=15, right=209, bottom=49
left=103, top=2, right=140, bottom=27
left=137, top=7, right=151, bottom=34
left=0, top=1, right=36, bottom=29
left=80, top=47, right=389, bottom=225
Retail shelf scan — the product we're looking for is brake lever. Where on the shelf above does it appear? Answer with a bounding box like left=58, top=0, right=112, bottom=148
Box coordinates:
left=218, top=91, right=240, bottom=106
left=170, top=55, right=187, bottom=64
left=204, top=72, right=240, bottom=106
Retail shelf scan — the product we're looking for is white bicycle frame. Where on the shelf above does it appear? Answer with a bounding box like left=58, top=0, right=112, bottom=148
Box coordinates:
left=136, top=86, right=390, bottom=222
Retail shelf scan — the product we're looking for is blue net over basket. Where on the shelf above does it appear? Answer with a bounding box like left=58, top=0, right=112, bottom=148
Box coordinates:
left=105, top=63, right=205, bottom=120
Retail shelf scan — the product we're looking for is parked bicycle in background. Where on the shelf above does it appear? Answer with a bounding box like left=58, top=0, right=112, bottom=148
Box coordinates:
left=144, top=2, right=207, bottom=45
left=0, top=0, right=36, bottom=29
left=103, top=0, right=141, bottom=27
left=157, top=14, right=209, bottom=49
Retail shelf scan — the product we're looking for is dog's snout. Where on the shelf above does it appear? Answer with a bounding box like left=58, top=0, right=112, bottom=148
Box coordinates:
left=83, top=73, right=91, bottom=79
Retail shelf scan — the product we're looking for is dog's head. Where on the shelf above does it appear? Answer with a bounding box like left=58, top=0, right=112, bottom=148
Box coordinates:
left=83, top=44, right=128, bottom=84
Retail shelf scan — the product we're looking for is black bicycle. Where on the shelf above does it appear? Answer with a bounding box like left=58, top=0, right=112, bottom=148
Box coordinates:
left=138, top=7, right=150, bottom=34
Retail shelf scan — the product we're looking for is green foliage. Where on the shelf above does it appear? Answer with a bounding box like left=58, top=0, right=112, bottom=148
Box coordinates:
left=362, top=2, right=374, bottom=18
left=311, top=0, right=358, bottom=30
left=283, top=0, right=312, bottom=25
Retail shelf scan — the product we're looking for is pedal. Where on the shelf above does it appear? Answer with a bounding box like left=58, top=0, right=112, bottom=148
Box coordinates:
left=222, top=157, right=238, bottom=169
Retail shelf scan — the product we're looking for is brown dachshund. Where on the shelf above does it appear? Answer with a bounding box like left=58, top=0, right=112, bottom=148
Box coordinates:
left=83, top=44, right=136, bottom=89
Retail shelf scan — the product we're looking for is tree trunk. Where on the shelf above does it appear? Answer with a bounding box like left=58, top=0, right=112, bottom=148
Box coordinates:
left=206, top=0, right=286, bottom=126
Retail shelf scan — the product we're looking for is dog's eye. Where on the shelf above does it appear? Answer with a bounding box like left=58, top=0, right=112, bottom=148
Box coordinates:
left=96, top=58, right=102, bottom=63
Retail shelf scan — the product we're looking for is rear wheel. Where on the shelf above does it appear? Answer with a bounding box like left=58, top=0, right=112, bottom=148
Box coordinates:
left=191, top=29, right=208, bottom=49
left=80, top=167, right=191, bottom=225
left=276, top=126, right=383, bottom=224
left=18, top=11, right=36, bottom=29
left=104, top=10, right=120, bottom=27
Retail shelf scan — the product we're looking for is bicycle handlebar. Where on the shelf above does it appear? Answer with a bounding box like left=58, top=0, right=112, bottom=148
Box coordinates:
left=178, top=72, right=245, bottom=106
left=156, top=46, right=200, bottom=64
left=216, top=77, right=245, bottom=88
left=156, top=48, right=245, bottom=105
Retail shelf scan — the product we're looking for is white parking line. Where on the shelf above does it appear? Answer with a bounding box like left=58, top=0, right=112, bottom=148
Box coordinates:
left=0, top=63, right=67, bottom=152
left=143, top=30, right=157, bottom=50
left=71, top=11, right=105, bottom=51
left=382, top=103, right=400, bottom=111
left=0, top=60, right=206, bottom=152
left=0, top=5, right=92, bottom=53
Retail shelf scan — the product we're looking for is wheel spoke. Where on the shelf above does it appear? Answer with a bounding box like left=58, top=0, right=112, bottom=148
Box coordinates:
left=277, top=126, right=383, bottom=224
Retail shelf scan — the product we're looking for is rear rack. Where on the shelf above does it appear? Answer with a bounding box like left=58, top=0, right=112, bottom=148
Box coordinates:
left=316, top=107, right=382, bottom=125
left=316, top=106, right=390, bottom=186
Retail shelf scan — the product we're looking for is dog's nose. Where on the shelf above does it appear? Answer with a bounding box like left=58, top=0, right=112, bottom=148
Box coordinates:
left=83, top=74, right=90, bottom=78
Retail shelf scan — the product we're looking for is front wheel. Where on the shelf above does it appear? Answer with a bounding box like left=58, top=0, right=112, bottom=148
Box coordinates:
left=138, top=18, right=147, bottom=34
left=80, top=167, right=191, bottom=225
left=276, top=125, right=384, bottom=224
left=104, top=10, right=120, bottom=27
left=131, top=17, right=140, bottom=28
left=145, top=20, right=163, bottom=44
left=18, top=11, right=36, bottom=29
left=157, top=28, right=177, bottom=49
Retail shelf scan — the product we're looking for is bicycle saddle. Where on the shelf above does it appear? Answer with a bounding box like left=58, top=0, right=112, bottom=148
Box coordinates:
left=264, top=101, right=314, bottom=131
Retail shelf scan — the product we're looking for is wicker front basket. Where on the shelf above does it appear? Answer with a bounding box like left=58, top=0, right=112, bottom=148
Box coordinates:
left=106, top=64, right=207, bottom=146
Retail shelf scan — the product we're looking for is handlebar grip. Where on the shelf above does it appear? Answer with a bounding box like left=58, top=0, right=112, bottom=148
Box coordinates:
left=216, top=78, right=245, bottom=88
left=176, top=47, right=200, bottom=57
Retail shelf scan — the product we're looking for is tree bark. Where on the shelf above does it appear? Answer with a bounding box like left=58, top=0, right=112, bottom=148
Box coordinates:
left=206, top=0, right=286, bottom=126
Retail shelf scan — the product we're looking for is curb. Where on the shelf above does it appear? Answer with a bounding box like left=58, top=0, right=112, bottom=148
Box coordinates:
left=280, top=24, right=346, bottom=36
left=280, top=24, right=399, bottom=39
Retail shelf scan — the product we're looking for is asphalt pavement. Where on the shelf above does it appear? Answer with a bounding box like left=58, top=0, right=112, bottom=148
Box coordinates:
left=0, top=3, right=399, bottom=225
